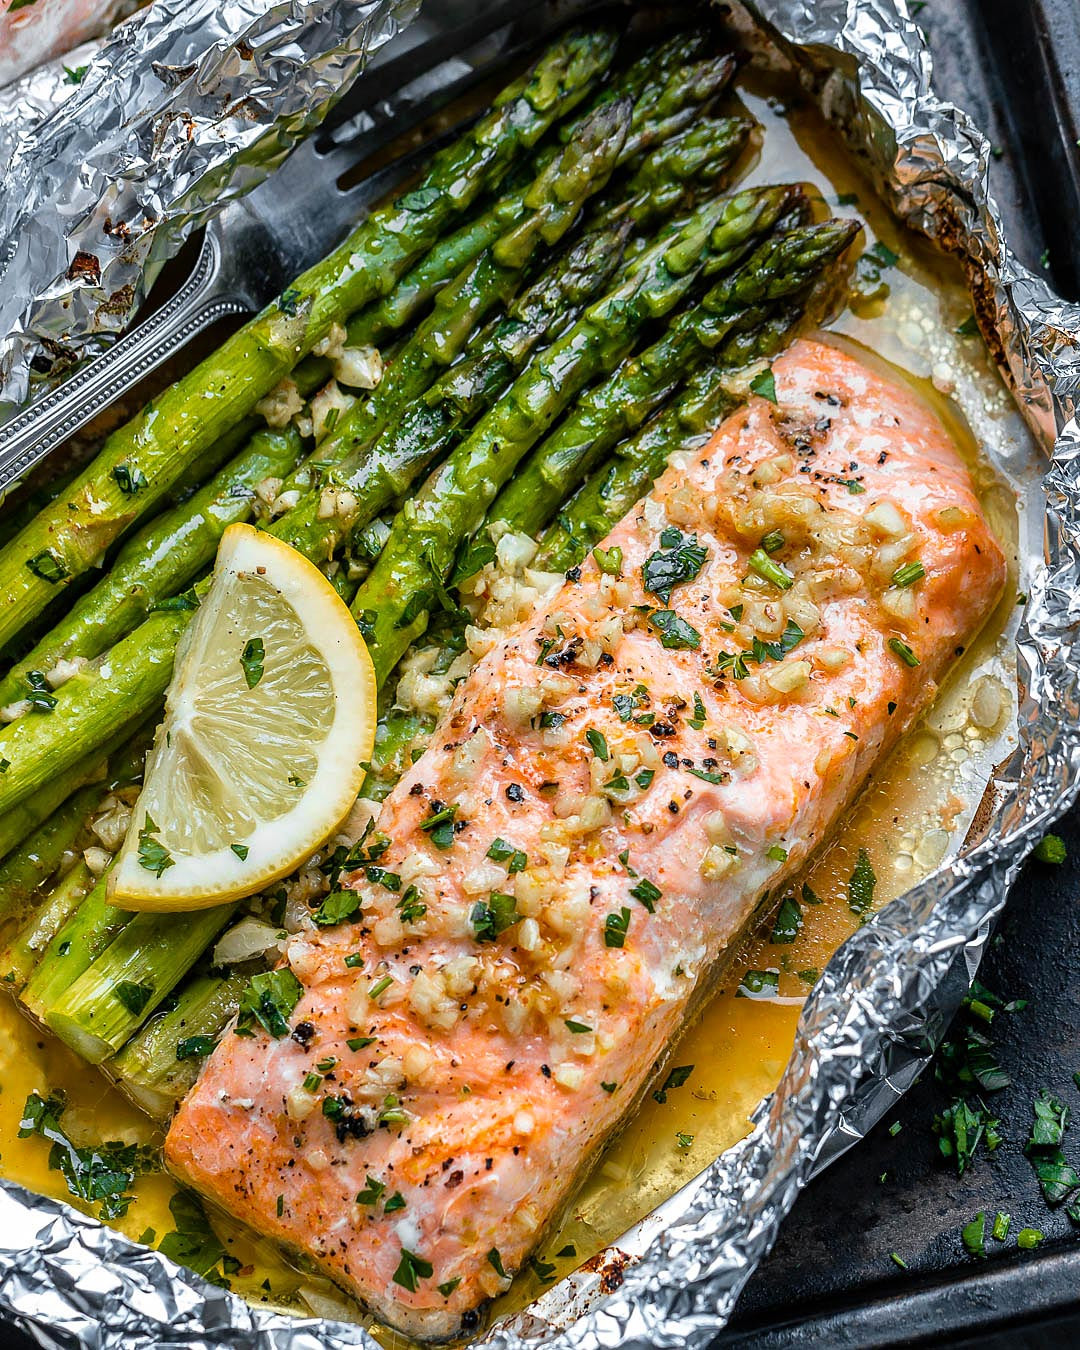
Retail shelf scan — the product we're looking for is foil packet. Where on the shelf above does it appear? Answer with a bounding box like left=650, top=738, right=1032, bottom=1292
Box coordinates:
left=0, top=0, right=419, bottom=421
left=2, top=0, right=1080, bottom=1347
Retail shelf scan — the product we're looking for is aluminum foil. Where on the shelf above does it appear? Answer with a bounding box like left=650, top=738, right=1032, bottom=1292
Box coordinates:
left=3, top=0, right=1080, bottom=1347
left=0, top=0, right=419, bottom=421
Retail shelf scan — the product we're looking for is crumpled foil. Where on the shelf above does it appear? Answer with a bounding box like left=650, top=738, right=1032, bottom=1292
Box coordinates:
left=3, top=0, right=1080, bottom=1346
left=0, top=0, right=419, bottom=421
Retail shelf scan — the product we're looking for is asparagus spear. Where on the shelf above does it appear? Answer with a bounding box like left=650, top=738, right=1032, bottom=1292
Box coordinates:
left=46, top=902, right=239, bottom=1062
left=273, top=221, right=631, bottom=564
left=0, top=427, right=303, bottom=713
left=467, top=218, right=858, bottom=555
left=0, top=783, right=100, bottom=925
left=536, top=308, right=806, bottom=571
left=273, top=97, right=630, bottom=501
left=0, top=29, right=617, bottom=652
left=349, top=185, right=792, bottom=685
left=2, top=860, right=94, bottom=991
left=344, top=31, right=703, bottom=349
left=107, top=968, right=249, bottom=1117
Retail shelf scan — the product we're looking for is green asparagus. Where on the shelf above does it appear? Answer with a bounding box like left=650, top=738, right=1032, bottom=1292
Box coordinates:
left=2, top=860, right=93, bottom=991
left=536, top=308, right=807, bottom=571
left=272, top=97, right=630, bottom=502
left=0, top=29, right=617, bottom=651
left=273, top=221, right=631, bottom=563
left=46, top=902, right=239, bottom=1062
left=0, top=427, right=303, bottom=712
left=108, top=968, right=249, bottom=1117
left=349, top=184, right=793, bottom=684
left=0, top=783, right=100, bottom=926
left=468, top=218, right=858, bottom=555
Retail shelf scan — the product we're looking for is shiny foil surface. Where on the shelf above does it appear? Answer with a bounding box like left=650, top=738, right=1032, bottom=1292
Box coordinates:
left=3, top=0, right=1080, bottom=1347
left=0, top=0, right=418, bottom=421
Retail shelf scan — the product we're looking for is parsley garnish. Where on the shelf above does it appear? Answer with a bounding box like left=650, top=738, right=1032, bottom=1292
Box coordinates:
left=487, top=838, right=527, bottom=872
left=770, top=895, right=802, bottom=944
left=749, top=367, right=778, bottom=403
left=737, top=969, right=780, bottom=999
left=585, top=728, right=609, bottom=761
left=313, top=890, right=360, bottom=926
left=113, top=981, right=154, bottom=1015
left=421, top=803, right=457, bottom=849
left=136, top=814, right=173, bottom=877
left=653, top=1064, right=693, bottom=1103
left=471, top=893, right=518, bottom=942
left=604, top=908, right=631, bottom=948
left=235, top=969, right=303, bottom=1038
left=888, top=636, right=920, bottom=667
left=642, top=527, right=708, bottom=604
left=240, top=637, right=265, bottom=688
left=891, top=561, right=925, bottom=587
left=27, top=549, right=68, bottom=583
left=393, top=1248, right=433, bottom=1292
left=648, top=610, right=701, bottom=650
left=230, top=843, right=249, bottom=861
left=113, top=463, right=147, bottom=494
left=176, top=1034, right=217, bottom=1061
left=847, top=848, right=877, bottom=914
left=629, top=877, right=661, bottom=912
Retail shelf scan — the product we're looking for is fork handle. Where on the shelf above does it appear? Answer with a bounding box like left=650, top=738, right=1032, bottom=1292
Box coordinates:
left=0, top=227, right=250, bottom=498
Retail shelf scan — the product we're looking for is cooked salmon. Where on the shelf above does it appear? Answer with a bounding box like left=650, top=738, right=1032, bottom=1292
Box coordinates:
left=166, top=338, right=1007, bottom=1339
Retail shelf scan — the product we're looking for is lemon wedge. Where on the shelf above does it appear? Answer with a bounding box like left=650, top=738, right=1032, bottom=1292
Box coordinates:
left=108, top=523, right=376, bottom=911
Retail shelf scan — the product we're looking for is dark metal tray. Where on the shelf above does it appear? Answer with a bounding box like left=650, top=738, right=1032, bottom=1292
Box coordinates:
left=4, top=1, right=1080, bottom=1347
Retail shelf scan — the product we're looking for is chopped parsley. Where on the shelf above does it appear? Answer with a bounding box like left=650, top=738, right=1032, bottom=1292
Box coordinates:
left=487, top=838, right=527, bottom=872
left=235, top=968, right=303, bottom=1039
left=471, top=892, right=517, bottom=942
left=1026, top=1090, right=1080, bottom=1204
left=653, top=1064, right=693, bottom=1104
left=420, top=803, right=457, bottom=849
left=585, top=728, right=609, bottom=762
left=27, top=550, right=68, bottom=583
left=604, top=908, right=631, bottom=949
left=113, top=463, right=147, bottom=494
left=737, top=968, right=780, bottom=999
left=770, top=895, right=802, bottom=944
left=629, top=877, right=661, bottom=912
left=393, top=1247, right=433, bottom=1292
left=25, top=670, right=57, bottom=712
left=136, top=814, right=173, bottom=877
left=176, top=1035, right=217, bottom=1061
left=240, top=637, right=265, bottom=688
left=642, top=527, right=708, bottom=604
left=564, top=1019, right=591, bottom=1034
left=230, top=843, right=249, bottom=861
left=397, top=885, right=427, bottom=925
left=313, top=889, right=361, bottom=926
left=749, top=367, right=778, bottom=403
left=888, top=636, right=920, bottom=668
left=648, top=609, right=701, bottom=650
left=847, top=848, right=877, bottom=915
left=113, top=981, right=154, bottom=1015
left=19, top=1091, right=156, bottom=1221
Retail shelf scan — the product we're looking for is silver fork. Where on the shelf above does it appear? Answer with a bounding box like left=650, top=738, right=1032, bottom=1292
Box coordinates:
left=0, top=0, right=561, bottom=499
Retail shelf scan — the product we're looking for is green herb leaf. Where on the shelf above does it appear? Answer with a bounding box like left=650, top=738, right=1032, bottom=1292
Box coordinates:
left=585, top=728, right=609, bottom=761
left=471, top=892, right=518, bottom=943
left=770, top=895, right=802, bottom=944
left=564, top=1019, right=592, bottom=1034
left=230, top=843, right=249, bottom=861
left=888, top=637, right=920, bottom=667
left=176, top=1034, right=218, bottom=1061
left=652, top=1064, right=693, bottom=1104
left=438, top=1276, right=462, bottom=1297
left=604, top=908, right=631, bottom=949
left=736, top=968, right=780, bottom=999
left=313, top=889, right=361, bottom=927
left=113, top=981, right=153, bottom=1015
left=749, top=367, right=778, bottom=403
left=642, top=529, right=708, bottom=604
left=393, top=1248, right=433, bottom=1292
left=648, top=609, right=701, bottom=650
left=235, top=969, right=303, bottom=1038
left=240, top=637, right=265, bottom=689
left=847, top=847, right=877, bottom=914
left=27, top=549, right=69, bottom=584
left=629, top=877, right=661, bottom=912
left=420, top=803, right=458, bottom=850
left=113, top=463, right=148, bottom=494
left=136, top=814, right=173, bottom=877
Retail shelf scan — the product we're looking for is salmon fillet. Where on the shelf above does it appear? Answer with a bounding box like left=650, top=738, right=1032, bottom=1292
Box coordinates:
left=166, top=338, right=1007, bottom=1339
